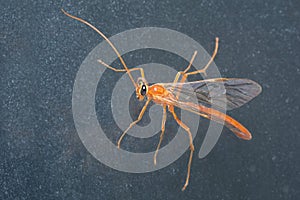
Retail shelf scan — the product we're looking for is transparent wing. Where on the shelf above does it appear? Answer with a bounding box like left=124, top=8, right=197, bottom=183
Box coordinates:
left=161, top=78, right=262, bottom=110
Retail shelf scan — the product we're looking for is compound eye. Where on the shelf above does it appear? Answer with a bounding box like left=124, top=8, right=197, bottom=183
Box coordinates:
left=140, top=84, right=147, bottom=96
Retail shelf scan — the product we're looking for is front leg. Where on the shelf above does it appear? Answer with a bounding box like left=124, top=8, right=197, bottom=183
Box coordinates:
left=117, top=99, right=151, bottom=148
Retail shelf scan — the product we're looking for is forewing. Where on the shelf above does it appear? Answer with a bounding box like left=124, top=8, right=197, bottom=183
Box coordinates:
left=162, top=78, right=262, bottom=110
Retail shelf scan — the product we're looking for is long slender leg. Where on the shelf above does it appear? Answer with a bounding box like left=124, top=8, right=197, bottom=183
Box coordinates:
left=98, top=59, right=145, bottom=79
left=169, top=106, right=194, bottom=191
left=117, top=99, right=151, bottom=148
left=184, top=37, right=219, bottom=77
left=173, top=37, right=219, bottom=99
left=153, top=105, right=167, bottom=165
left=172, top=51, right=198, bottom=85
left=170, top=51, right=197, bottom=99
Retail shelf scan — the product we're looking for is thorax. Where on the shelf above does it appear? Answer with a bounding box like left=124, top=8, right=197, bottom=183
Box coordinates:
left=147, top=84, right=176, bottom=104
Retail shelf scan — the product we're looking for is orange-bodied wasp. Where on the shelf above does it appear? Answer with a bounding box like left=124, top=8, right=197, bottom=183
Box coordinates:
left=62, top=9, right=262, bottom=191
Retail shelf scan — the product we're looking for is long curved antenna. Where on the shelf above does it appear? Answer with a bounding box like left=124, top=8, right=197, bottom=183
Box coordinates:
left=61, top=9, right=137, bottom=88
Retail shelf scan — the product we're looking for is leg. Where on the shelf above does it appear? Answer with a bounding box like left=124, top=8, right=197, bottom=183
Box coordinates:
left=172, top=50, right=198, bottom=85
left=169, top=106, right=194, bottom=191
left=98, top=59, right=145, bottom=79
left=153, top=104, right=167, bottom=165
left=184, top=37, right=219, bottom=77
left=173, top=37, right=219, bottom=99
left=171, top=51, right=197, bottom=98
left=117, top=99, right=151, bottom=148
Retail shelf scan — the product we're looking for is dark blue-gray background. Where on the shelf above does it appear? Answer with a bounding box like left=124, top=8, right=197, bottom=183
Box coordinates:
left=1, top=0, right=299, bottom=199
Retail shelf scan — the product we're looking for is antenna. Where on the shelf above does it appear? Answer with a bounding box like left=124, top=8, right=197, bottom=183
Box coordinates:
left=61, top=9, right=137, bottom=88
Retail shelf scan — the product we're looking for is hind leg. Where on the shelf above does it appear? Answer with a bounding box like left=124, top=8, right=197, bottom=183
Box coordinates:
left=169, top=106, right=194, bottom=191
left=153, top=105, right=167, bottom=165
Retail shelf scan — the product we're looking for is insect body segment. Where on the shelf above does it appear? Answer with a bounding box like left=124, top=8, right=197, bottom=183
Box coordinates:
left=62, top=9, right=262, bottom=191
left=136, top=78, right=148, bottom=100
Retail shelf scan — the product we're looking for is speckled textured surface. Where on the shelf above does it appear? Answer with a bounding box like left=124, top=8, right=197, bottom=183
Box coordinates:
left=1, top=0, right=299, bottom=199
